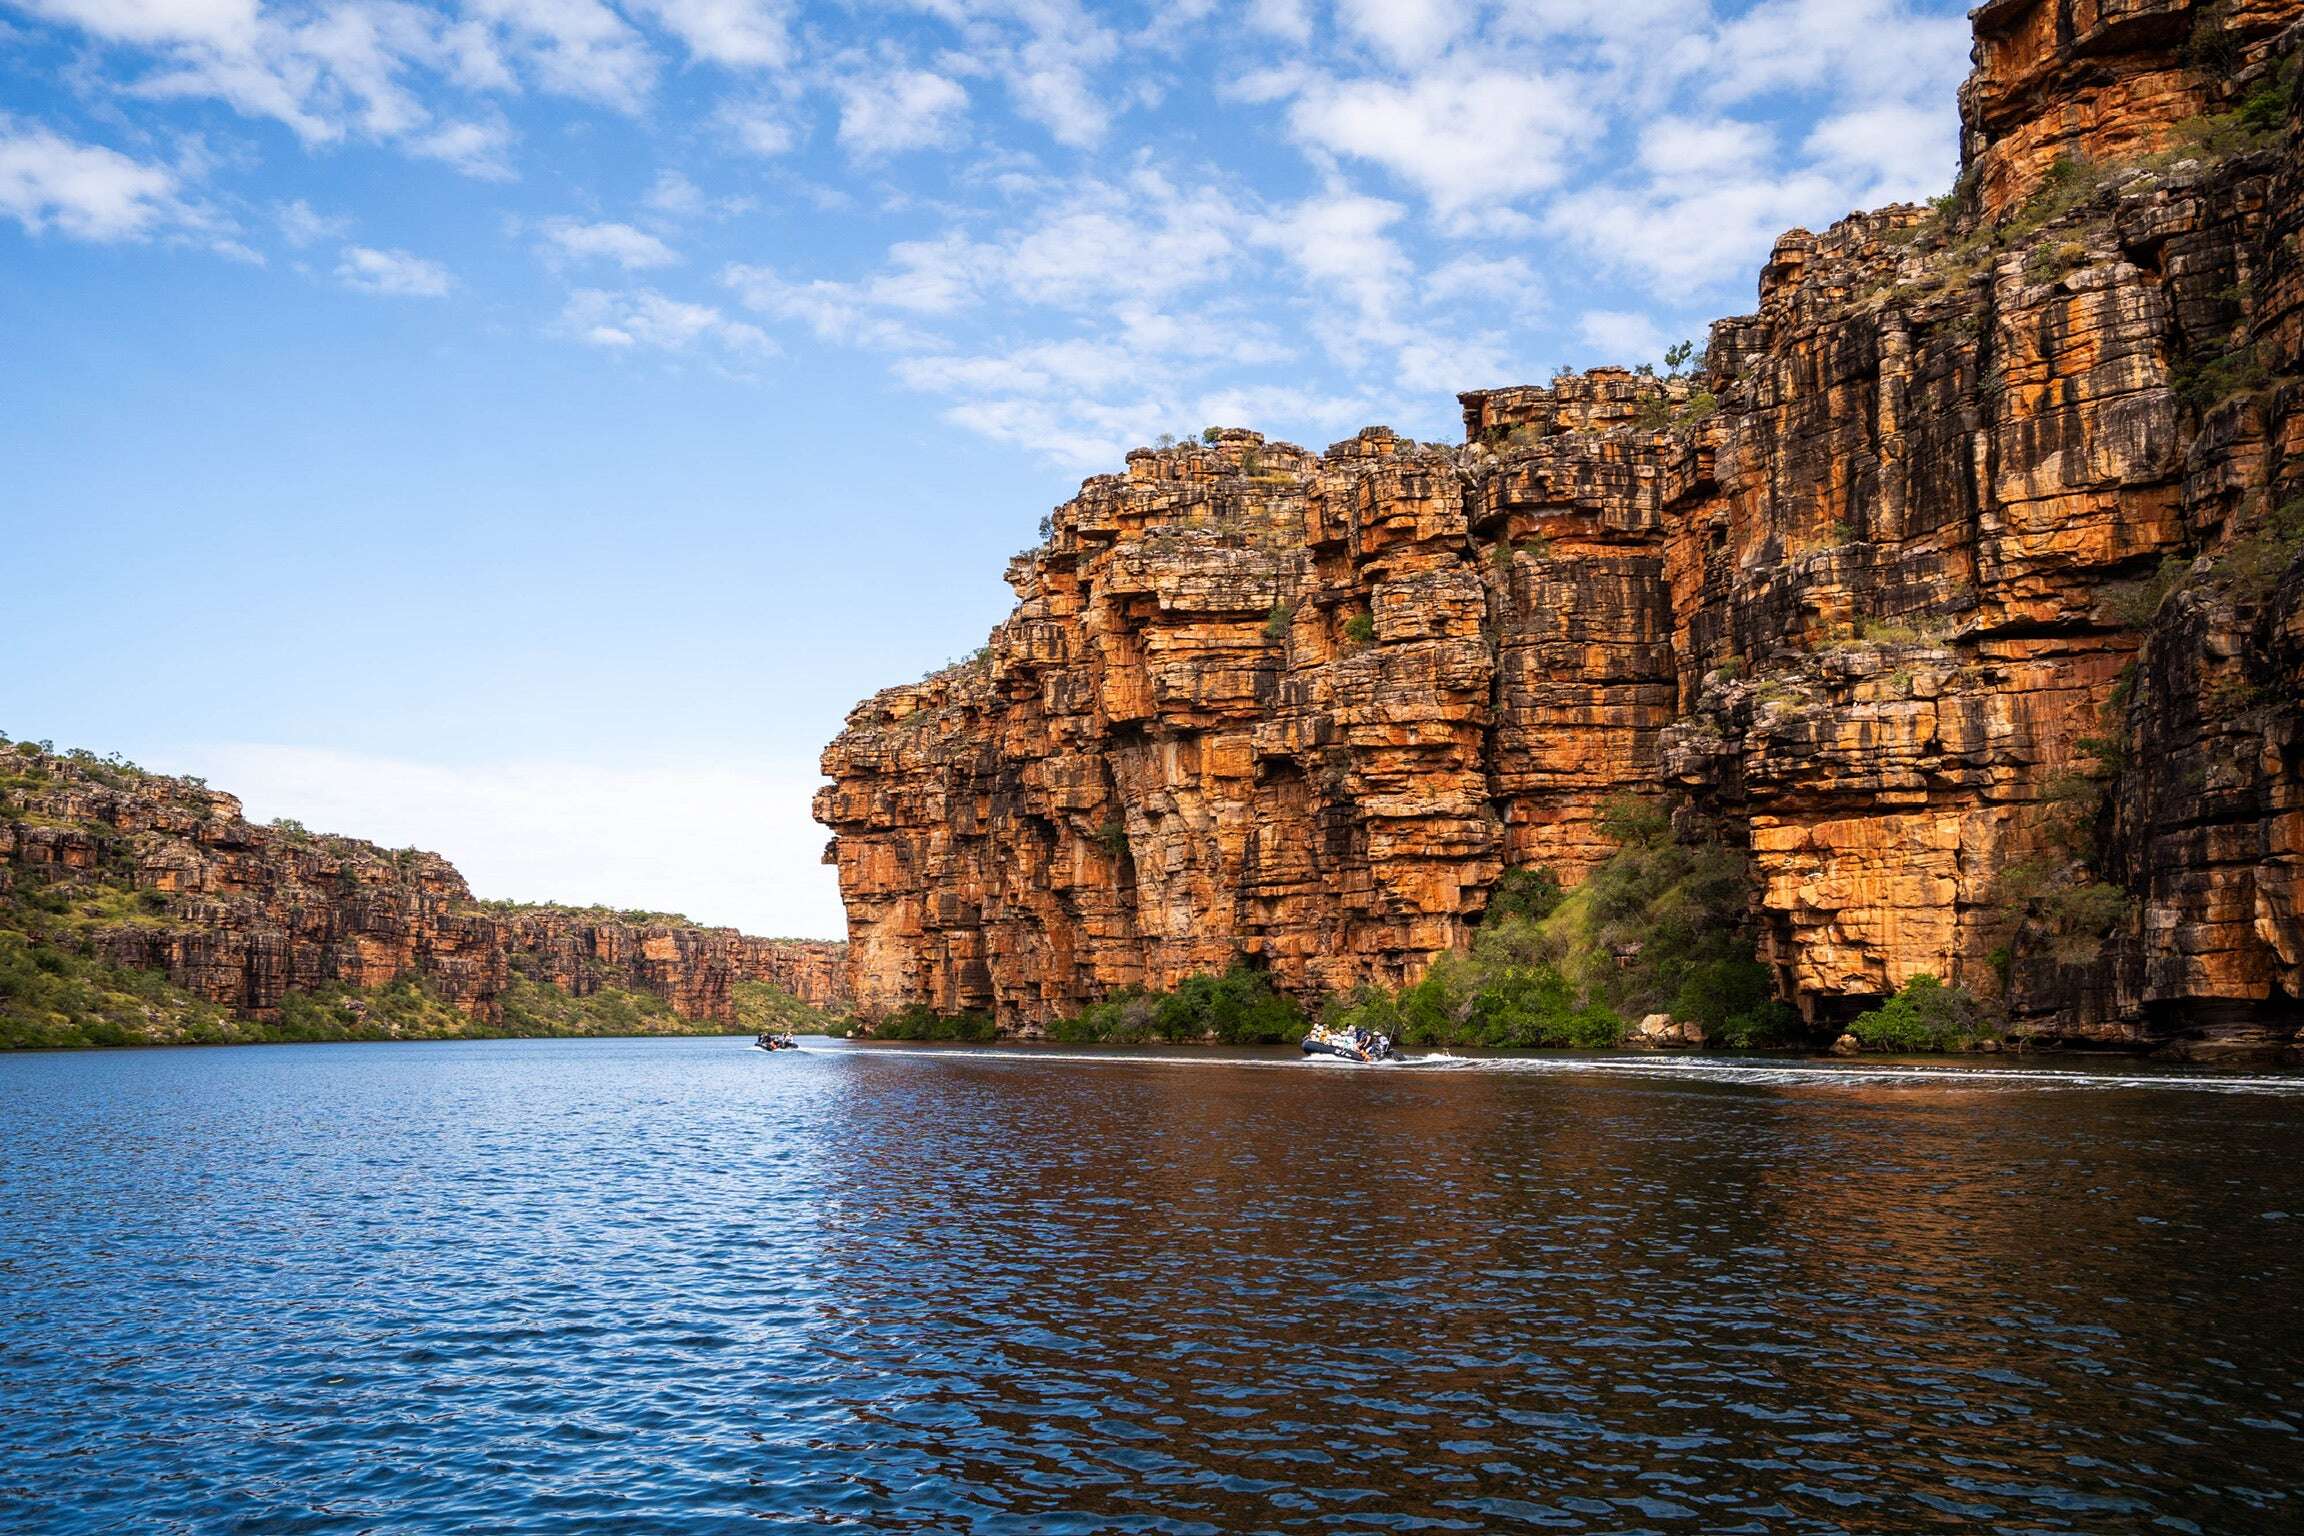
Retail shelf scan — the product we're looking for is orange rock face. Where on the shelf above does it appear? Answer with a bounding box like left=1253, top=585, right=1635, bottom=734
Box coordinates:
left=820, top=0, right=2304, bottom=1049
left=1962, top=0, right=2298, bottom=220
left=0, top=754, right=848, bottom=1025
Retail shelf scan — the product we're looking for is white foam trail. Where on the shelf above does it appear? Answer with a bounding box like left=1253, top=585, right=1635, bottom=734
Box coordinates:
left=794, top=1041, right=2304, bottom=1096
left=1460, top=1054, right=2304, bottom=1096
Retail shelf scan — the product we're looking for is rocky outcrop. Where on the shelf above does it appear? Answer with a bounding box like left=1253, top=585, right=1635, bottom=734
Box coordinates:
left=1962, top=0, right=2298, bottom=218
left=0, top=748, right=848, bottom=1026
left=818, top=0, right=2304, bottom=1051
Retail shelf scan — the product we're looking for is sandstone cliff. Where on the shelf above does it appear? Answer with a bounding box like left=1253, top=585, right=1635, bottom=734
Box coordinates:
left=817, top=0, right=2304, bottom=1052
left=0, top=741, right=847, bottom=1038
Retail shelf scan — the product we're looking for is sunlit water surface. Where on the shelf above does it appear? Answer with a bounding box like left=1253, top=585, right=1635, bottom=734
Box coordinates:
left=4, top=1038, right=2302, bottom=1534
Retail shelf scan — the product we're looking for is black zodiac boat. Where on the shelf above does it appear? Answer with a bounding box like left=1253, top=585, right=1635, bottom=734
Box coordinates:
left=1300, top=1023, right=1398, bottom=1063
left=755, top=1032, right=800, bottom=1052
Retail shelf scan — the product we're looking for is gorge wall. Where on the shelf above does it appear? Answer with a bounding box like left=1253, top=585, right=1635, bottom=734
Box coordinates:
left=0, top=743, right=848, bottom=1031
left=817, top=0, right=2304, bottom=1051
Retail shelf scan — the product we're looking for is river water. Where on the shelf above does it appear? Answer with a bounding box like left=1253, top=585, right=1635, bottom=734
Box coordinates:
left=3, top=1038, right=2301, bottom=1535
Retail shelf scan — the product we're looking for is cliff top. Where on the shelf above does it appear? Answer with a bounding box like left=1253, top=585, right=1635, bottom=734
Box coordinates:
left=0, top=731, right=839, bottom=950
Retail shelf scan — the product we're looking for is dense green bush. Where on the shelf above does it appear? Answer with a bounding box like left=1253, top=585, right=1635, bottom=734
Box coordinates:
left=871, top=1004, right=1000, bottom=1041
left=1329, top=800, right=1802, bottom=1051
left=1332, top=946, right=1621, bottom=1049
left=729, top=979, right=829, bottom=1035
left=1154, top=965, right=1302, bottom=1043
left=1051, top=963, right=1303, bottom=1044
left=1484, top=866, right=1564, bottom=925
left=1053, top=989, right=1156, bottom=1043
left=1, top=926, right=752, bottom=1048
left=495, top=975, right=694, bottom=1037
left=1848, top=975, right=1998, bottom=1052
left=0, top=930, right=249, bottom=1049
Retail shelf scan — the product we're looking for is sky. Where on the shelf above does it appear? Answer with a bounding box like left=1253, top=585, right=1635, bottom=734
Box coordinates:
left=1, top=0, right=1978, bottom=939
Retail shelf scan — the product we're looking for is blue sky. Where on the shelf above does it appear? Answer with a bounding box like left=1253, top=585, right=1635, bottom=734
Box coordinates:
left=2, top=0, right=1976, bottom=938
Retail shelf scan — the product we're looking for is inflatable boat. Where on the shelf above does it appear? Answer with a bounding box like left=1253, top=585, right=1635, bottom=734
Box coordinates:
left=1301, top=1023, right=1398, bottom=1063
left=755, top=1032, right=800, bottom=1052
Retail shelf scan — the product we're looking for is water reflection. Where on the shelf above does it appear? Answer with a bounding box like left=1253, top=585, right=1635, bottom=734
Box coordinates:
left=0, top=1039, right=2298, bottom=1534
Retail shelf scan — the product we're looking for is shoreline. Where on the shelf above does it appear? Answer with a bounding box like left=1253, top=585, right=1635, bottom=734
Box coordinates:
left=831, top=1032, right=2304, bottom=1067
left=0, top=1026, right=763, bottom=1055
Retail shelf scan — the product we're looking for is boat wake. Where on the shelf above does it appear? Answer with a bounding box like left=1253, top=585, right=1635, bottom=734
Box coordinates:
left=798, top=1042, right=2304, bottom=1095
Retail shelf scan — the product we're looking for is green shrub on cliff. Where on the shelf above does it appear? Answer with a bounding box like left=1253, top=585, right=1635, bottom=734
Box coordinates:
left=1053, top=963, right=1303, bottom=1045
left=495, top=975, right=692, bottom=1037
left=0, top=930, right=250, bottom=1049
left=1329, top=800, right=1798, bottom=1050
left=730, top=979, right=827, bottom=1035
left=1155, top=965, right=1301, bottom=1043
left=274, top=975, right=473, bottom=1041
left=1483, top=866, right=1564, bottom=925
left=1848, top=975, right=1998, bottom=1052
left=1052, top=990, right=1152, bottom=1043
left=1332, top=946, right=1620, bottom=1049
left=873, top=1004, right=999, bottom=1041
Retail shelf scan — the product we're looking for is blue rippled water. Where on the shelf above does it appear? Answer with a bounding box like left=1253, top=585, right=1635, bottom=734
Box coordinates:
left=3, top=1038, right=2301, bottom=1534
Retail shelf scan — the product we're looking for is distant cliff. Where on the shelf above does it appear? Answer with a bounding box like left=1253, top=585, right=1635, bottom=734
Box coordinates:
left=0, top=738, right=847, bottom=1046
left=817, top=0, right=2304, bottom=1052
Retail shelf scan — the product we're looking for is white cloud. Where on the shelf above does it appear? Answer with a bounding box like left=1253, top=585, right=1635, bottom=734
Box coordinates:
left=896, top=336, right=1141, bottom=397
left=462, top=0, right=657, bottom=110
left=560, top=286, right=771, bottom=352
left=1285, top=66, right=1586, bottom=212
left=1189, top=382, right=1370, bottom=439
left=1395, top=332, right=1515, bottom=393
left=1636, top=115, right=1772, bottom=181
left=1551, top=168, right=1846, bottom=298
left=0, top=123, right=186, bottom=240
left=275, top=196, right=350, bottom=246
left=645, top=168, right=706, bottom=216
left=1708, top=0, right=1969, bottom=109
left=1242, top=0, right=1310, bottom=43
left=409, top=118, right=516, bottom=180
left=159, top=743, right=843, bottom=938
left=539, top=217, right=679, bottom=269
left=13, top=0, right=257, bottom=48
left=336, top=243, right=453, bottom=296
left=722, top=166, right=1419, bottom=465
left=1006, top=176, right=1239, bottom=307
left=1577, top=308, right=1666, bottom=362
left=630, top=0, right=790, bottom=69
left=888, top=0, right=1122, bottom=147
left=1253, top=188, right=1410, bottom=344
left=1804, top=102, right=1959, bottom=204
left=1000, top=16, right=1120, bottom=147
left=867, top=232, right=993, bottom=313
left=718, top=94, right=799, bottom=156
left=1335, top=0, right=1467, bottom=64
left=721, top=262, right=942, bottom=349
left=643, top=168, right=753, bottom=221
left=15, top=0, right=639, bottom=166
left=1424, top=253, right=1542, bottom=313
left=939, top=395, right=1131, bottom=472
left=835, top=67, right=968, bottom=156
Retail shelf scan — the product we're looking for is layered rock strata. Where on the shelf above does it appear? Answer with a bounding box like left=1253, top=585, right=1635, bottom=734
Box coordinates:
left=818, top=0, right=2304, bottom=1050
left=0, top=750, right=848, bottom=1026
